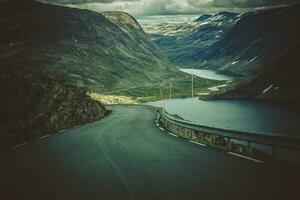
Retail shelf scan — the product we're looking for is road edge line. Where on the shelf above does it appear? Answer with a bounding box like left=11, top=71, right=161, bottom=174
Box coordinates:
left=38, top=135, right=50, bottom=140
left=12, top=142, right=27, bottom=149
left=228, top=152, right=264, bottom=164
left=168, top=132, right=178, bottom=137
left=189, top=140, right=207, bottom=147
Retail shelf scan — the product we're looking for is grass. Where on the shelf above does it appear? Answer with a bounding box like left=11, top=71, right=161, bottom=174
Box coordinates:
left=97, top=76, right=225, bottom=103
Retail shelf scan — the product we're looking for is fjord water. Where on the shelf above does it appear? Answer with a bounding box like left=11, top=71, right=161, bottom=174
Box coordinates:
left=148, top=69, right=300, bottom=136
left=180, top=69, right=235, bottom=81
left=147, top=98, right=300, bottom=136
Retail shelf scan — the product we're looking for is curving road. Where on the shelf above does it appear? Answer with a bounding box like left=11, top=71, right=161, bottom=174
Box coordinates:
left=0, top=106, right=299, bottom=200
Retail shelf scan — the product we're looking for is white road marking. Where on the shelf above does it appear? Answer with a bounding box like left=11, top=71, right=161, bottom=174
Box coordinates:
left=228, top=152, right=264, bottom=164
left=168, top=132, right=178, bottom=137
left=156, top=123, right=159, bottom=126
left=58, top=129, right=66, bottom=133
left=38, top=135, right=50, bottom=140
left=249, top=56, right=257, bottom=63
left=261, top=84, right=273, bottom=95
left=189, top=140, right=207, bottom=147
left=160, top=127, right=165, bottom=131
left=12, top=142, right=27, bottom=149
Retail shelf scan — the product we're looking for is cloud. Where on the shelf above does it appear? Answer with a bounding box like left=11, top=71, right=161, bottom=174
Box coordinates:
left=42, top=0, right=300, bottom=6
left=41, top=0, right=138, bottom=4
left=41, top=0, right=300, bottom=16
left=212, top=0, right=300, bottom=8
left=141, top=0, right=206, bottom=15
left=59, top=0, right=216, bottom=15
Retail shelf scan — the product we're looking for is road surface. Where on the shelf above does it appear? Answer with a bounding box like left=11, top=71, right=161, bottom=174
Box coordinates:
left=0, top=106, right=298, bottom=200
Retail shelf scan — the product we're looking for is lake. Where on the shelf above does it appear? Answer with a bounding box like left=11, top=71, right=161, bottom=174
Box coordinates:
left=147, top=98, right=300, bottom=136
left=179, top=68, right=235, bottom=81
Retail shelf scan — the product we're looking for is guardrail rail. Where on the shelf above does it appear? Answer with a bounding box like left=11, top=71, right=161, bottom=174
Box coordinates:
left=160, top=109, right=300, bottom=165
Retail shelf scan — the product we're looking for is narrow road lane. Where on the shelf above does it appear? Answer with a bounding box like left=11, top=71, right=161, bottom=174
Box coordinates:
left=0, top=107, right=298, bottom=200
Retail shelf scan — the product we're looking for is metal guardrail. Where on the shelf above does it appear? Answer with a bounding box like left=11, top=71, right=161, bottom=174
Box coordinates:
left=161, top=110, right=300, bottom=165
left=162, top=110, right=300, bottom=150
left=106, top=104, right=300, bottom=165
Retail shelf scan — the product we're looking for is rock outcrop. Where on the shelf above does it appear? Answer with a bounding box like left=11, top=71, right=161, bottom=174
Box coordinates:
left=0, top=72, right=108, bottom=148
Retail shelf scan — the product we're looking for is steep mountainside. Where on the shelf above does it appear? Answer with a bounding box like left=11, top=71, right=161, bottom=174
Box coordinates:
left=199, top=5, right=300, bottom=101
left=0, top=0, right=186, bottom=95
left=143, top=12, right=241, bottom=67
left=0, top=72, right=108, bottom=148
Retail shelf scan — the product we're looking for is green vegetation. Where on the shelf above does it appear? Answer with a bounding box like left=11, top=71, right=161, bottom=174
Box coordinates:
left=104, top=76, right=224, bottom=103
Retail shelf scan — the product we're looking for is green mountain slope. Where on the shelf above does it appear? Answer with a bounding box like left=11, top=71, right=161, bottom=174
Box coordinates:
left=1, top=0, right=196, bottom=94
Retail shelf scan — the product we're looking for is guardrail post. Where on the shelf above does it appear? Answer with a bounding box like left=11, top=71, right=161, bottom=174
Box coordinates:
left=208, top=134, right=213, bottom=145
left=226, top=138, right=231, bottom=152
left=199, top=132, right=204, bottom=143
left=247, top=141, right=252, bottom=155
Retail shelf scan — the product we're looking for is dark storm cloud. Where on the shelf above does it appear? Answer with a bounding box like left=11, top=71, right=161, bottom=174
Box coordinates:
left=40, top=0, right=300, bottom=16
left=42, top=0, right=300, bottom=6
left=41, top=0, right=138, bottom=4
left=212, top=0, right=300, bottom=7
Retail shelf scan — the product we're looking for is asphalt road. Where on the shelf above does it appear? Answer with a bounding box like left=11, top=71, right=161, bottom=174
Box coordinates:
left=0, top=106, right=299, bottom=200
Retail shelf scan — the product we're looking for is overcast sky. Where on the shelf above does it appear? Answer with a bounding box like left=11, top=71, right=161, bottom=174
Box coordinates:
left=41, top=0, right=300, bottom=16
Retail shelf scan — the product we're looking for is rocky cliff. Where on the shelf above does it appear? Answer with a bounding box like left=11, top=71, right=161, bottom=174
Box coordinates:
left=0, top=71, right=108, bottom=148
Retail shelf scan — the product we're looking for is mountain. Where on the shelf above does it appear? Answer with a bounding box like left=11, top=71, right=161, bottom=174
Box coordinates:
left=143, top=12, right=241, bottom=68
left=2, top=0, right=220, bottom=99
left=143, top=5, right=300, bottom=101
left=0, top=0, right=188, bottom=96
left=199, top=5, right=300, bottom=74
left=198, top=4, right=300, bottom=101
